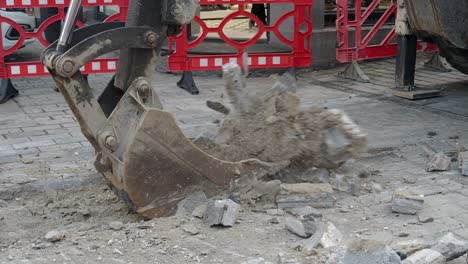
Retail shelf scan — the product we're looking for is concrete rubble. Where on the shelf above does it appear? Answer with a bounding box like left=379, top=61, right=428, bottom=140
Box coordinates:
left=391, top=189, right=424, bottom=215
left=431, top=232, right=468, bottom=261
left=108, top=221, right=124, bottom=231
left=326, top=239, right=402, bottom=264
left=205, top=199, right=240, bottom=227
left=390, top=239, right=431, bottom=259
left=285, top=215, right=319, bottom=238
left=402, top=249, right=445, bottom=264
left=276, top=183, right=336, bottom=209
left=302, top=221, right=343, bottom=255
left=427, top=153, right=452, bottom=172
left=44, top=229, right=66, bottom=242
left=421, top=145, right=451, bottom=172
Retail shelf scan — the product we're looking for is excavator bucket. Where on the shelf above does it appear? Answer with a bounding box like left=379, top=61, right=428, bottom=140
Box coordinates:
left=41, top=0, right=366, bottom=218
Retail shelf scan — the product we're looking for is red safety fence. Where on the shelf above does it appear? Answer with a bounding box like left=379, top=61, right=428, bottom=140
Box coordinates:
left=167, top=0, right=313, bottom=72
left=0, top=0, right=128, bottom=79
left=335, top=0, right=437, bottom=63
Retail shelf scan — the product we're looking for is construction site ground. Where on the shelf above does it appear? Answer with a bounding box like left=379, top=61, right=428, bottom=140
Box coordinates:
left=1, top=52, right=468, bottom=263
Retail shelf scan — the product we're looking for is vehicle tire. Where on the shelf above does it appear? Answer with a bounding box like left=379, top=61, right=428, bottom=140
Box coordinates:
left=436, top=38, right=468, bottom=75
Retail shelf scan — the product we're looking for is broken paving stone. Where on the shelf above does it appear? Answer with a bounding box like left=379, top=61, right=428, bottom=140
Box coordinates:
left=458, top=151, right=468, bottom=176
left=276, top=183, right=336, bottom=209
left=192, top=204, right=207, bottom=219
left=418, top=215, right=434, bottom=223
left=109, top=221, right=124, bottom=231
left=427, top=152, right=451, bottom=172
left=177, top=191, right=209, bottom=215
left=285, top=215, right=320, bottom=239
left=398, top=233, right=410, bottom=238
left=268, top=217, right=280, bottom=224
left=181, top=224, right=200, bottom=235
left=329, top=173, right=361, bottom=196
left=336, top=160, right=370, bottom=178
left=303, top=222, right=342, bottom=255
left=431, top=232, right=468, bottom=261
left=391, top=239, right=431, bottom=260
left=285, top=216, right=311, bottom=238
left=326, top=239, right=402, bottom=264
left=32, top=241, right=51, bottom=249
left=241, top=180, right=282, bottom=204
left=205, top=199, right=240, bottom=227
left=44, top=229, right=66, bottom=242
left=285, top=206, right=322, bottom=219
left=391, top=189, right=424, bottom=215
left=402, top=249, right=445, bottom=264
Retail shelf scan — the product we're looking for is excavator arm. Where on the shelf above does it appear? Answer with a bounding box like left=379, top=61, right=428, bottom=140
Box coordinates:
left=41, top=0, right=280, bottom=218
left=42, top=0, right=367, bottom=219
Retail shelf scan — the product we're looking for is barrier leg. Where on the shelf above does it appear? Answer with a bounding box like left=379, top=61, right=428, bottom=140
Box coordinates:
left=338, top=62, right=370, bottom=83
left=424, top=52, right=451, bottom=72
left=0, top=78, right=19, bottom=104
left=177, top=71, right=199, bottom=95
left=391, top=35, right=440, bottom=99
left=287, top=67, right=297, bottom=80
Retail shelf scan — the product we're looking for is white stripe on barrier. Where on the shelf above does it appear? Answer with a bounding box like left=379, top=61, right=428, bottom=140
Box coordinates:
left=229, top=58, right=237, bottom=64
left=39, top=0, right=47, bottom=4
left=214, top=58, right=222, bottom=66
left=107, top=61, right=116, bottom=70
left=273, top=56, right=280, bottom=65
left=27, top=65, right=37, bottom=74
left=200, top=58, right=208, bottom=67
left=258, top=57, right=266, bottom=65
left=11, top=66, right=20, bottom=75
left=6, top=0, right=14, bottom=6
left=92, top=62, right=100, bottom=71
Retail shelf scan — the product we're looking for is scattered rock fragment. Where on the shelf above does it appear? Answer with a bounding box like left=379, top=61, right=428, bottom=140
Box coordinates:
left=241, top=180, right=281, bottom=204
left=391, top=239, right=431, bottom=260
left=277, top=252, right=301, bottom=264
left=326, top=239, right=401, bottom=264
left=392, top=189, right=424, bottom=215
left=418, top=215, right=434, bottom=223
left=285, top=206, right=322, bottom=219
left=268, top=217, right=280, bottom=224
left=181, top=224, right=200, bottom=235
left=192, top=204, right=207, bottom=219
left=402, top=249, right=445, bottom=264
left=303, top=222, right=342, bottom=255
left=276, top=183, right=335, bottom=209
left=336, top=160, right=370, bottom=178
left=285, top=216, right=311, bottom=238
left=32, top=241, right=50, bottom=249
left=44, top=229, right=66, bottom=242
left=109, top=221, right=124, bottom=231
left=205, top=199, right=240, bottom=227
left=329, top=173, right=361, bottom=196
left=427, top=152, right=451, bottom=172
left=177, top=191, right=209, bottom=215
left=458, top=151, right=468, bottom=176
left=431, top=232, right=468, bottom=261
